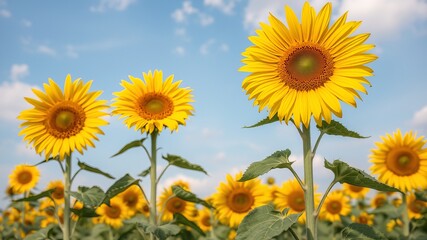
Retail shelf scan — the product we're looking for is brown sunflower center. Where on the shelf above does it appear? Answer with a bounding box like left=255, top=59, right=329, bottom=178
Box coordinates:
left=142, top=204, right=150, bottom=214
left=288, top=190, right=306, bottom=212
left=386, top=147, right=420, bottom=176
left=166, top=197, right=187, bottom=214
left=278, top=44, right=334, bottom=91
left=123, top=192, right=138, bottom=208
left=358, top=216, right=368, bottom=224
left=374, top=196, right=386, bottom=208
left=136, top=93, right=174, bottom=120
left=201, top=215, right=211, bottom=227
left=46, top=102, right=86, bottom=139
left=409, top=200, right=424, bottom=214
left=349, top=185, right=364, bottom=193
left=105, top=205, right=121, bottom=219
left=52, top=187, right=64, bottom=200
left=326, top=200, right=342, bottom=214
left=226, top=189, right=254, bottom=213
left=17, top=171, right=33, bottom=184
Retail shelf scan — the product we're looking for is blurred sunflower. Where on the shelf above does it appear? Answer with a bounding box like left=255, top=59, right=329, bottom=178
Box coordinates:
left=370, top=192, right=388, bottom=209
left=118, top=185, right=145, bottom=216
left=158, top=182, right=196, bottom=222
left=320, top=190, right=351, bottom=222
left=46, top=180, right=65, bottom=204
left=96, top=197, right=131, bottom=229
left=212, top=172, right=270, bottom=228
left=71, top=199, right=83, bottom=221
left=112, top=70, right=194, bottom=134
left=386, top=219, right=402, bottom=232
left=197, top=208, right=213, bottom=233
left=240, top=2, right=377, bottom=127
left=407, top=193, right=427, bottom=219
left=8, top=164, right=40, bottom=194
left=273, top=178, right=320, bottom=223
left=18, top=74, right=109, bottom=160
left=351, top=211, right=374, bottom=226
left=370, top=129, right=427, bottom=192
left=342, top=183, right=369, bottom=199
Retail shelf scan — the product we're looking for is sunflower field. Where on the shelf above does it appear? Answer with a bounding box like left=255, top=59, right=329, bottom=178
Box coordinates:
left=1, top=1, right=427, bottom=240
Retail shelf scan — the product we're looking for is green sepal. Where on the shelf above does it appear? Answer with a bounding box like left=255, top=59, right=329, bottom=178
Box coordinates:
left=111, top=138, right=146, bottom=157
left=317, top=120, right=369, bottom=138
left=172, top=185, right=213, bottom=209
left=236, top=205, right=301, bottom=240
left=71, top=186, right=105, bottom=208
left=174, top=213, right=206, bottom=237
left=77, top=161, right=115, bottom=179
left=239, top=150, right=292, bottom=182
left=341, top=223, right=387, bottom=240
left=138, top=166, right=151, bottom=177
left=243, top=115, right=280, bottom=128
left=163, top=154, right=208, bottom=175
left=325, top=159, right=400, bottom=193
left=102, top=174, right=140, bottom=205
left=14, top=189, right=55, bottom=202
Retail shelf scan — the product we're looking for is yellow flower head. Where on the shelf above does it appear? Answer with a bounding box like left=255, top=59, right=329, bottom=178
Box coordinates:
left=212, top=172, right=271, bottom=228
left=112, top=70, right=194, bottom=134
left=407, top=193, right=427, bottom=220
left=370, top=192, right=388, bottom=209
left=197, top=208, right=213, bottom=233
left=46, top=180, right=65, bottom=204
left=158, top=181, right=196, bottom=222
left=96, top=197, right=131, bottom=229
left=18, top=74, right=109, bottom=160
left=320, top=190, right=351, bottom=222
left=351, top=212, right=374, bottom=226
left=370, top=129, right=427, bottom=192
left=118, top=185, right=145, bottom=216
left=9, top=164, right=40, bottom=194
left=240, top=2, right=377, bottom=127
left=342, top=183, right=370, bottom=199
left=386, top=219, right=402, bottom=232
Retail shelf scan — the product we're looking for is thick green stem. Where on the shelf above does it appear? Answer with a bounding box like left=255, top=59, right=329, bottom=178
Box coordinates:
left=63, top=155, right=72, bottom=240
left=149, top=132, right=158, bottom=240
left=402, top=192, right=410, bottom=237
left=302, top=125, right=315, bottom=240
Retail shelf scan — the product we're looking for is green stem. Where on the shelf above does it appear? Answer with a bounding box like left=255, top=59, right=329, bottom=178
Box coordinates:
left=156, top=163, right=171, bottom=185
left=149, top=132, right=158, bottom=240
left=302, top=125, right=315, bottom=240
left=63, top=155, right=72, bottom=240
left=402, top=192, right=410, bottom=237
left=288, top=227, right=300, bottom=240
left=289, top=167, right=305, bottom=190
left=315, top=180, right=337, bottom=219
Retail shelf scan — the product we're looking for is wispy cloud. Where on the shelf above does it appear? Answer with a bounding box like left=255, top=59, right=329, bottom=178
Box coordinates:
left=21, top=19, right=32, bottom=27
left=172, top=1, right=214, bottom=26
left=200, top=39, right=216, bottom=55
left=0, top=81, right=37, bottom=122
left=0, top=8, right=11, bottom=18
left=90, top=0, right=136, bottom=12
left=37, top=45, right=57, bottom=56
left=173, top=46, right=186, bottom=56
left=411, top=105, right=427, bottom=134
left=10, top=64, right=29, bottom=82
left=204, top=0, right=239, bottom=14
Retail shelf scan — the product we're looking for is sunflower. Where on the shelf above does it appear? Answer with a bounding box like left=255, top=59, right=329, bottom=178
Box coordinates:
left=370, top=192, right=388, bottom=209
left=320, top=190, right=351, bottom=222
left=240, top=2, right=377, bottom=127
left=370, top=129, right=427, bottom=192
left=273, top=178, right=320, bottom=223
left=96, top=197, right=131, bottom=229
left=342, top=183, right=370, bottom=199
left=158, top=182, right=196, bottom=222
left=8, top=164, right=40, bottom=194
left=112, top=70, right=194, bottom=134
left=386, top=219, right=402, bottom=232
left=46, top=180, right=65, bottom=204
left=407, top=193, right=427, bottom=219
left=117, top=185, right=145, bottom=216
left=18, top=74, right=109, bottom=160
left=212, top=172, right=270, bottom=228
left=197, top=208, right=213, bottom=233
left=350, top=211, right=374, bottom=226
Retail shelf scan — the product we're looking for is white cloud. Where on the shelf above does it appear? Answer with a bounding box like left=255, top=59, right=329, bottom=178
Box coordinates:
left=219, top=43, right=229, bottom=52
left=243, top=0, right=286, bottom=31
left=66, top=45, right=79, bottom=58
left=204, top=0, right=238, bottom=14
left=37, top=45, right=56, bottom=56
left=21, top=19, right=32, bottom=27
left=175, top=28, right=187, bottom=37
left=0, top=81, right=37, bottom=122
left=200, top=39, right=216, bottom=55
left=199, top=13, right=214, bottom=26
left=201, top=127, right=223, bottom=138
left=172, top=1, right=214, bottom=26
left=0, top=9, right=11, bottom=18
left=10, top=64, right=29, bottom=82
left=90, top=0, right=136, bottom=12
left=411, top=105, right=427, bottom=131
left=173, top=46, right=186, bottom=56
left=15, top=142, right=39, bottom=158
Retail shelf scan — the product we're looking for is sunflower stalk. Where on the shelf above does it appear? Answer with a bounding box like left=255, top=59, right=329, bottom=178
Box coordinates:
left=63, top=154, right=72, bottom=240
left=149, top=131, right=158, bottom=240
left=402, top=192, right=410, bottom=237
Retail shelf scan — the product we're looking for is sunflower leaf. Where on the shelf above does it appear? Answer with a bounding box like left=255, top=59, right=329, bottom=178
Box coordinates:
left=70, top=206, right=99, bottom=218
left=14, top=189, right=56, bottom=202
left=172, top=185, right=213, bottom=209
left=34, top=156, right=60, bottom=166
left=415, top=191, right=427, bottom=202
left=102, top=174, right=140, bottom=205
left=77, top=161, right=115, bottom=179
left=341, top=223, right=387, bottom=240
left=174, top=213, right=205, bottom=237
left=138, top=166, right=151, bottom=177
left=71, top=185, right=105, bottom=208
left=145, top=223, right=181, bottom=240
left=236, top=205, right=301, bottom=240
left=325, top=159, right=401, bottom=193
left=317, top=120, right=369, bottom=138
left=239, top=150, right=292, bottom=182
left=24, top=224, right=56, bottom=240
left=163, top=154, right=208, bottom=175
left=243, top=115, right=280, bottom=128
left=111, top=138, right=146, bottom=158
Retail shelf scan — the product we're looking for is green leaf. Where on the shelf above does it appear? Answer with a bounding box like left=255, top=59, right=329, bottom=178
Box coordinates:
left=243, top=115, right=279, bottom=128
left=24, top=224, right=55, bottom=240
left=163, top=154, right=208, bottom=175
left=172, top=185, right=213, bottom=209
left=138, top=166, right=151, bottom=177
left=370, top=204, right=404, bottom=218
left=77, top=161, right=115, bottom=179
left=34, top=156, right=60, bottom=166
left=317, top=120, right=368, bottom=138
left=174, top=213, right=205, bottom=237
left=71, top=186, right=105, bottom=208
left=239, top=150, right=292, bottom=182
left=325, top=159, right=400, bottom=193
left=102, top=174, right=140, bottom=205
left=111, top=138, right=146, bottom=157
left=341, top=223, right=387, bottom=240
left=415, top=190, right=427, bottom=202
left=236, top=205, right=301, bottom=240
left=146, top=223, right=180, bottom=240
left=70, top=206, right=99, bottom=218
left=14, top=189, right=55, bottom=202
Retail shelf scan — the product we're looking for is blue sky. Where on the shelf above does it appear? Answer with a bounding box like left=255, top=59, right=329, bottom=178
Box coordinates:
left=1, top=0, right=427, bottom=209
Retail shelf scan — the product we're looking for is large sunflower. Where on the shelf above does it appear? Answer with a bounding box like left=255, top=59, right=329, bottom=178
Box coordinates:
left=95, top=197, right=131, bottom=229
left=18, top=74, right=109, bottom=160
left=212, top=172, right=270, bottom=228
left=8, top=164, right=40, bottom=194
left=320, top=190, right=351, bottom=222
left=112, top=70, right=194, bottom=133
left=370, top=129, right=427, bottom=192
left=240, top=2, right=377, bottom=127
left=158, top=181, right=196, bottom=222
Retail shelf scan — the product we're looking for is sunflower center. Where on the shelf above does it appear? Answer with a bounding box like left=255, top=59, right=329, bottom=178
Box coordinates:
left=142, top=204, right=150, bottom=213
left=409, top=200, right=424, bottom=214
left=123, top=192, right=138, bottom=208
left=349, top=185, right=364, bottom=193
left=136, top=93, right=174, bottom=120
left=326, top=201, right=342, bottom=214
left=359, top=216, right=368, bottom=224
left=166, top=197, right=187, bottom=214
left=105, top=205, right=121, bottom=219
left=374, top=197, right=386, bottom=208
left=201, top=215, right=211, bottom=227
left=227, top=189, right=254, bottom=213
left=17, top=171, right=33, bottom=184
left=278, top=44, right=334, bottom=91
left=52, top=187, right=64, bottom=200
left=47, top=102, right=86, bottom=139
left=288, top=190, right=306, bottom=212
left=386, top=147, right=420, bottom=176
